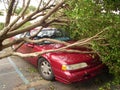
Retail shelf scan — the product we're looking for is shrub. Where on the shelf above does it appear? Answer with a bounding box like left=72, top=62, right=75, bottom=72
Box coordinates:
left=64, top=0, right=120, bottom=86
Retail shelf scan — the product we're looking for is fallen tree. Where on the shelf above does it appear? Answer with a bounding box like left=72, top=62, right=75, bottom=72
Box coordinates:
left=0, top=0, right=105, bottom=59
left=0, top=26, right=109, bottom=59
left=0, top=0, right=67, bottom=58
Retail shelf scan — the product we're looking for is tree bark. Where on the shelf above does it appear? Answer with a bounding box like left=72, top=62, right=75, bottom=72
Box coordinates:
left=5, top=0, right=15, bottom=26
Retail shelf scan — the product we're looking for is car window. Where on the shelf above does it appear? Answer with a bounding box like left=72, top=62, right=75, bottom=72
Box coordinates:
left=30, top=28, right=70, bottom=43
left=37, top=29, right=63, bottom=38
left=14, top=32, right=30, bottom=39
left=38, top=30, right=54, bottom=37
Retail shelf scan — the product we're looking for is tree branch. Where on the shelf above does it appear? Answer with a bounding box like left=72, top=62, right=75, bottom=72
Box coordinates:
left=8, top=0, right=31, bottom=31
left=23, top=38, right=69, bottom=45
left=5, top=0, right=15, bottom=26
left=12, top=49, right=95, bottom=58
left=0, top=26, right=109, bottom=59
left=5, top=1, right=65, bottom=39
left=2, top=27, right=43, bottom=49
left=30, top=13, right=46, bottom=21
left=0, top=0, right=15, bottom=39
left=0, top=0, right=31, bottom=40
left=12, top=0, right=19, bottom=15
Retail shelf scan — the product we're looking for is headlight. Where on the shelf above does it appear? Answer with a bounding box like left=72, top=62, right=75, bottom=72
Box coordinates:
left=62, top=62, right=88, bottom=71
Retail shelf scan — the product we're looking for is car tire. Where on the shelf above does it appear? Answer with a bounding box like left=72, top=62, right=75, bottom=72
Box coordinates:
left=38, top=58, right=55, bottom=81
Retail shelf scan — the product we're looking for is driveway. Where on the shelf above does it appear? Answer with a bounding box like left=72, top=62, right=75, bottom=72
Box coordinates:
left=0, top=56, right=112, bottom=90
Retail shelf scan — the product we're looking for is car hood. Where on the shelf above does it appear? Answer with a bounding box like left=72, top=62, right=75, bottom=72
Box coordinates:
left=50, top=52, right=95, bottom=65
left=36, top=43, right=99, bottom=65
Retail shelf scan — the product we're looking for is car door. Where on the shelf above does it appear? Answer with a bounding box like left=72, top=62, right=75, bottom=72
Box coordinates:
left=25, top=43, right=39, bottom=66
left=16, top=42, right=35, bottom=62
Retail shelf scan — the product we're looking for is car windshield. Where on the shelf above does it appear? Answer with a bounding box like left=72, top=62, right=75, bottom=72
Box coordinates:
left=38, top=29, right=62, bottom=37
left=36, top=29, right=70, bottom=41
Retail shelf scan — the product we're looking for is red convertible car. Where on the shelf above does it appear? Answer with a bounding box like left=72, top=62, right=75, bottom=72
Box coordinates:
left=13, top=28, right=105, bottom=84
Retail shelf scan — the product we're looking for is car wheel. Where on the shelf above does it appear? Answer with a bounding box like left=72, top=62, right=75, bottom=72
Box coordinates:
left=38, top=58, right=55, bottom=81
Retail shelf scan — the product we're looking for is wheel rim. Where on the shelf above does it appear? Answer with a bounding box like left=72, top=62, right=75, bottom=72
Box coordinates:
left=41, top=61, right=52, bottom=77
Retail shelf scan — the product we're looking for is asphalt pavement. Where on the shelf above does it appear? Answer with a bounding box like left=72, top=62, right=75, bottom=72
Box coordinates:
left=0, top=56, right=112, bottom=90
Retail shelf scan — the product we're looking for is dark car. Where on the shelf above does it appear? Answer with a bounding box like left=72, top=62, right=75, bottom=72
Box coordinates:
left=13, top=28, right=105, bottom=84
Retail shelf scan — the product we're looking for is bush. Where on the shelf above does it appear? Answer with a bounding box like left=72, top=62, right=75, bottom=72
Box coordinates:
left=64, top=0, right=120, bottom=86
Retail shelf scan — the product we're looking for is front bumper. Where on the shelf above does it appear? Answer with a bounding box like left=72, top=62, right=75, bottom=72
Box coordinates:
left=55, top=64, right=105, bottom=84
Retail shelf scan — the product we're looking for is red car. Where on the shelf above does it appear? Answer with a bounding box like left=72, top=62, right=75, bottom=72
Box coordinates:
left=13, top=28, right=105, bottom=84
